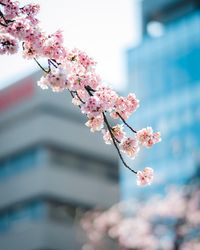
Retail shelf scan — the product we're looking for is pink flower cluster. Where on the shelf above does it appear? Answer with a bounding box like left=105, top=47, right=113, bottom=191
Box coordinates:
left=0, top=0, right=161, bottom=185
left=38, top=67, right=68, bottom=92
left=103, top=124, right=125, bottom=144
left=0, top=33, right=18, bottom=54
left=85, top=115, right=104, bottom=132
left=137, top=127, right=161, bottom=148
left=120, top=137, right=139, bottom=159
left=1, top=0, right=20, bottom=20
left=82, top=185, right=200, bottom=250
left=136, top=167, right=154, bottom=186
left=111, top=93, right=139, bottom=120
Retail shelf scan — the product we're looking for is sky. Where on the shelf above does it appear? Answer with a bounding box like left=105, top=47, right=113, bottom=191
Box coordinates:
left=0, top=0, right=141, bottom=91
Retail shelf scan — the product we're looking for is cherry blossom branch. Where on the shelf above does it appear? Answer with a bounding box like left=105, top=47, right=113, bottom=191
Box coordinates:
left=103, top=112, right=137, bottom=174
left=85, top=86, right=137, bottom=133
left=0, top=0, right=161, bottom=186
left=80, top=84, right=138, bottom=136
left=84, top=85, right=137, bottom=173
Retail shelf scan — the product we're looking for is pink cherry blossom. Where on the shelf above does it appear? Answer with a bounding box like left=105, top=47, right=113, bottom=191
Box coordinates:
left=83, top=72, right=101, bottom=91
left=82, top=96, right=103, bottom=116
left=152, top=131, right=161, bottom=144
left=102, top=130, right=112, bottom=145
left=6, top=17, right=31, bottom=40
left=37, top=67, right=67, bottom=92
left=85, top=115, right=104, bottom=132
left=42, top=30, right=66, bottom=60
left=68, top=48, right=97, bottom=69
left=0, top=33, right=18, bottom=55
left=120, top=137, right=140, bottom=158
left=0, top=0, right=11, bottom=4
left=103, top=124, right=125, bottom=144
left=22, top=31, right=44, bottom=59
left=20, top=3, right=40, bottom=17
left=77, top=89, right=90, bottom=101
left=111, top=93, right=139, bottom=120
left=95, top=86, right=118, bottom=111
left=2, top=0, right=19, bottom=19
left=71, top=89, right=89, bottom=106
left=72, top=95, right=82, bottom=106
left=66, top=64, right=100, bottom=91
left=137, top=127, right=161, bottom=148
left=126, top=93, right=140, bottom=113
left=136, top=167, right=154, bottom=186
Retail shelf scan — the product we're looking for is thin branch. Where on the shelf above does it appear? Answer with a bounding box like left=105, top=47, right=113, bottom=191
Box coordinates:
left=85, top=85, right=96, bottom=92
left=0, top=10, right=8, bottom=24
left=51, top=58, right=61, bottom=65
left=69, top=90, right=82, bottom=109
left=0, top=11, right=8, bottom=26
left=103, top=112, right=137, bottom=174
left=0, top=21, right=7, bottom=26
left=74, top=91, right=85, bottom=104
left=48, top=59, right=58, bottom=69
left=116, top=112, right=137, bottom=133
left=110, top=129, right=121, bottom=144
left=85, top=86, right=93, bottom=97
left=34, top=58, right=50, bottom=73
left=69, top=90, right=75, bottom=98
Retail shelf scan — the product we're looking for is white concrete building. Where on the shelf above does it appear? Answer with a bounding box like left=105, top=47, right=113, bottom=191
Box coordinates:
left=0, top=71, right=119, bottom=250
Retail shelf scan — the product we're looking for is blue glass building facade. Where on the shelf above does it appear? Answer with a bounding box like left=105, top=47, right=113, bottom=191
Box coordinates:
left=121, top=10, right=200, bottom=199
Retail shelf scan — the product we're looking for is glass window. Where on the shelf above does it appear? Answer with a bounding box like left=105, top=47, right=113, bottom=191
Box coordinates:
left=0, top=147, right=45, bottom=182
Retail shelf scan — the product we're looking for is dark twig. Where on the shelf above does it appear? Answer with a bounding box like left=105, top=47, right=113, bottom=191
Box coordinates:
left=48, top=59, right=58, bottom=69
left=85, top=85, right=96, bottom=92
left=0, top=21, right=7, bottom=27
left=85, top=86, right=93, bottom=97
left=69, top=90, right=82, bottom=109
left=0, top=10, right=8, bottom=26
left=74, top=91, right=85, bottom=104
left=51, top=58, right=61, bottom=65
left=116, top=112, right=137, bottom=134
left=34, top=58, right=50, bottom=73
left=103, top=112, right=137, bottom=174
left=69, top=90, right=75, bottom=98
left=110, top=129, right=121, bottom=144
left=0, top=10, right=6, bottom=20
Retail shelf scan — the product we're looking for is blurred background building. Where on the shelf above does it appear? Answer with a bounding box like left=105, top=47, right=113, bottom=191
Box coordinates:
left=121, top=0, right=200, bottom=199
left=0, top=72, right=119, bottom=250
left=1, top=0, right=200, bottom=249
